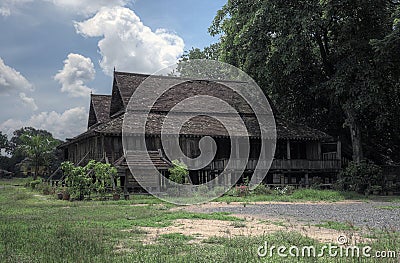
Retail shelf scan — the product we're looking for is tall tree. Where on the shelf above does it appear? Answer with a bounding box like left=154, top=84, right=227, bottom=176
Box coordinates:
left=0, top=131, right=7, bottom=150
left=17, top=132, right=60, bottom=180
left=210, top=0, right=399, bottom=163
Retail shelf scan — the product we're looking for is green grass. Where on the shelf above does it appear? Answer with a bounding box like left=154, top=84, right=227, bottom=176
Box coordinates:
left=1, top=181, right=399, bottom=262
left=159, top=233, right=194, bottom=242
left=376, top=205, right=400, bottom=210
left=315, top=221, right=359, bottom=231
left=215, top=189, right=367, bottom=203
left=0, top=177, right=32, bottom=186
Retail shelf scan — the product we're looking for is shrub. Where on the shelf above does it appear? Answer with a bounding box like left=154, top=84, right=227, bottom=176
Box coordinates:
left=36, top=182, right=55, bottom=195
left=29, top=179, right=42, bottom=189
left=252, top=184, right=274, bottom=195
left=336, top=161, right=383, bottom=194
left=61, top=160, right=117, bottom=200
left=274, top=186, right=294, bottom=196
left=168, top=160, right=188, bottom=185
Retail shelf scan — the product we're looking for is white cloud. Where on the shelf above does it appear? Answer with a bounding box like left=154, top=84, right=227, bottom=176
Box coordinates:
left=50, top=0, right=128, bottom=16
left=0, top=107, right=88, bottom=140
left=0, top=7, right=11, bottom=16
left=0, top=57, right=33, bottom=94
left=0, top=0, right=33, bottom=17
left=19, top=92, right=38, bottom=111
left=0, top=0, right=128, bottom=17
left=54, top=53, right=95, bottom=97
left=74, top=6, right=185, bottom=75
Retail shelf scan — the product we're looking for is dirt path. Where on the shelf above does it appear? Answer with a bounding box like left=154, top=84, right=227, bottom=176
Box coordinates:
left=137, top=201, right=376, bottom=245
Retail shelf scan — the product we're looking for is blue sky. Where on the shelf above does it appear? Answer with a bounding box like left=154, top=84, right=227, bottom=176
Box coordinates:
left=0, top=0, right=225, bottom=140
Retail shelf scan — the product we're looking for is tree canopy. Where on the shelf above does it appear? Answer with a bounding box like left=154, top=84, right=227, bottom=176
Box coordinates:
left=0, top=132, right=7, bottom=150
left=185, top=0, right=400, bottom=164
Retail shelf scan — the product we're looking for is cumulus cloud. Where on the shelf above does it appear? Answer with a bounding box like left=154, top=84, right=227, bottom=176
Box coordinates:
left=0, top=57, right=33, bottom=94
left=74, top=6, right=185, bottom=75
left=19, top=92, right=38, bottom=111
left=54, top=53, right=95, bottom=97
left=1, top=0, right=128, bottom=17
left=50, top=0, right=128, bottom=16
left=0, top=107, right=88, bottom=139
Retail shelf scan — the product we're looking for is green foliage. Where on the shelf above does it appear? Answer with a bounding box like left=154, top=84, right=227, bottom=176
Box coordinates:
left=168, top=160, right=188, bottom=184
left=337, top=161, right=383, bottom=194
left=17, top=131, right=60, bottom=179
left=210, top=0, right=400, bottom=163
left=219, top=188, right=348, bottom=203
left=274, top=186, right=295, bottom=196
left=158, top=233, right=193, bottom=242
left=315, top=221, right=359, bottom=231
left=1, top=183, right=399, bottom=262
left=0, top=131, right=7, bottom=150
left=61, top=160, right=117, bottom=200
left=290, top=189, right=344, bottom=202
left=252, top=184, right=274, bottom=195
left=177, top=43, right=221, bottom=78
left=29, top=179, right=42, bottom=189
left=35, top=182, right=55, bottom=195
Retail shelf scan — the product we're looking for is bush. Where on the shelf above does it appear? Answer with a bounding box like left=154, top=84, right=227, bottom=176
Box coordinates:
left=61, top=160, right=117, bottom=200
left=336, top=161, right=383, bottom=194
left=168, top=160, right=188, bottom=184
left=252, top=184, right=274, bottom=195
left=274, top=186, right=294, bottom=196
left=291, top=189, right=344, bottom=201
left=36, top=182, right=55, bottom=195
left=29, top=179, right=42, bottom=189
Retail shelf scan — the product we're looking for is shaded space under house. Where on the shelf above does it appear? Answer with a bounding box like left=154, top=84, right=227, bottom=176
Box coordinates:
left=58, top=71, right=342, bottom=193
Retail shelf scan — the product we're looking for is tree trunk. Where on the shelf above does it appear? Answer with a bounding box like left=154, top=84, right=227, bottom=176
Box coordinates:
left=33, top=154, right=39, bottom=180
left=344, top=107, right=363, bottom=163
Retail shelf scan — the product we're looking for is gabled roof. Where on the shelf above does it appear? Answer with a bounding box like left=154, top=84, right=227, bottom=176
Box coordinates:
left=109, top=71, right=266, bottom=115
left=88, top=94, right=111, bottom=128
left=109, top=72, right=148, bottom=116
left=92, top=113, right=331, bottom=141
left=60, top=71, right=334, bottom=147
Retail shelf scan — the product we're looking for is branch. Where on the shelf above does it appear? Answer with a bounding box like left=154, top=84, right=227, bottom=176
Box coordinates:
left=388, top=0, right=400, bottom=5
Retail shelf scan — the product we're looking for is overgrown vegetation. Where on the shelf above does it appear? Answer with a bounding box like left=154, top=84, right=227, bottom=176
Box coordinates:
left=218, top=185, right=363, bottom=203
left=0, top=182, right=399, bottom=262
left=168, top=160, right=189, bottom=184
left=61, top=160, right=118, bottom=200
left=336, top=161, right=383, bottom=194
left=189, top=0, right=400, bottom=164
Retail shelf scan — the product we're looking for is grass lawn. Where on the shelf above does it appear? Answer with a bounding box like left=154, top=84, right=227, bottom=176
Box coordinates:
left=0, top=179, right=399, bottom=262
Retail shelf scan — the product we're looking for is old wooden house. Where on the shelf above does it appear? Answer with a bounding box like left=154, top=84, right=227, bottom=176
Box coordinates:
left=59, top=71, right=342, bottom=192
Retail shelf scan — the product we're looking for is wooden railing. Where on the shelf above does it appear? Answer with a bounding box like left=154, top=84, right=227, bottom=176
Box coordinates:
left=271, top=159, right=341, bottom=170
left=209, top=158, right=341, bottom=171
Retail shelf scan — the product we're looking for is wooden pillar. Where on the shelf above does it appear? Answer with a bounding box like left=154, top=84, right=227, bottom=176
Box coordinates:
left=336, top=139, right=342, bottom=160
left=286, top=140, right=291, bottom=160
left=317, top=142, right=322, bottom=160
left=94, top=136, right=98, bottom=160
left=101, top=135, right=105, bottom=159
left=235, top=137, right=240, bottom=159
left=305, top=173, right=309, bottom=187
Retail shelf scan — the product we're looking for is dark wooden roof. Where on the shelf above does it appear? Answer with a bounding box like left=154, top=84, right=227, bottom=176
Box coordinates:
left=114, top=151, right=171, bottom=170
left=109, top=71, right=264, bottom=115
left=93, top=112, right=331, bottom=140
left=110, top=72, right=148, bottom=116
left=60, top=71, right=334, bottom=147
left=88, top=94, right=111, bottom=128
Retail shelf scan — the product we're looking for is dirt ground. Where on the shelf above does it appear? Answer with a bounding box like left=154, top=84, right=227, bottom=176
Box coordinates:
left=138, top=201, right=368, bottom=245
